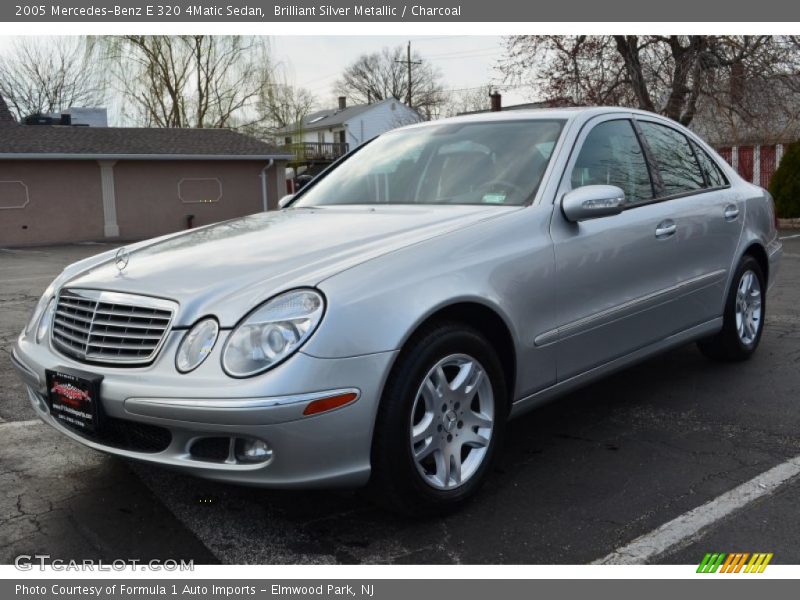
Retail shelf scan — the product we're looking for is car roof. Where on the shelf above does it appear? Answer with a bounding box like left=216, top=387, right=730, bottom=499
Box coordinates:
left=395, top=106, right=676, bottom=132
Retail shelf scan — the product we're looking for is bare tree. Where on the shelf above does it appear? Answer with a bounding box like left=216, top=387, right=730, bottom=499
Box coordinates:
left=0, top=37, right=106, bottom=121
left=693, top=38, right=800, bottom=144
left=334, top=46, right=445, bottom=120
left=96, top=35, right=274, bottom=129
left=257, top=79, right=317, bottom=140
left=443, top=85, right=493, bottom=117
left=499, top=35, right=798, bottom=129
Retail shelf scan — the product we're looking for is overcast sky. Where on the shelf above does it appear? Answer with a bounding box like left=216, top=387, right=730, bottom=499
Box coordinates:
left=0, top=35, right=532, bottom=116
left=271, top=35, right=529, bottom=107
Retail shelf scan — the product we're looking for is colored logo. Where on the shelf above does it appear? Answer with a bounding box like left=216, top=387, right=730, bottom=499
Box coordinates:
left=697, top=552, right=773, bottom=573
left=51, top=382, right=90, bottom=405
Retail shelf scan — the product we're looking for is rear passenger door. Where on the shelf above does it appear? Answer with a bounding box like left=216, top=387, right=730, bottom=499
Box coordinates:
left=635, top=118, right=742, bottom=323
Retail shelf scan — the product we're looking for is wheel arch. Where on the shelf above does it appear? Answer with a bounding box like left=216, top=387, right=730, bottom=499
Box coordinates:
left=385, top=300, right=518, bottom=408
left=741, top=242, right=769, bottom=283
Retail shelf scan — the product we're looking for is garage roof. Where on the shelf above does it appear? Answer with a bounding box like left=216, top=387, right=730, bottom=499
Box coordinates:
left=0, top=123, right=292, bottom=160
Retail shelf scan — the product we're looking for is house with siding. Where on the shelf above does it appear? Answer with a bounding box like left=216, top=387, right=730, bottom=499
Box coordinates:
left=280, top=97, right=421, bottom=174
left=0, top=94, right=291, bottom=247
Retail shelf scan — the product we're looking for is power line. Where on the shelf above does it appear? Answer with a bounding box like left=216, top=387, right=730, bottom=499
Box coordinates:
left=405, top=35, right=470, bottom=44
left=423, top=45, right=502, bottom=58
left=440, top=82, right=538, bottom=94
left=429, top=52, right=504, bottom=62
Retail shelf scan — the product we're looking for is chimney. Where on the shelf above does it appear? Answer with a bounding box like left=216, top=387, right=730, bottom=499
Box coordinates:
left=730, top=62, right=744, bottom=106
left=490, top=91, right=502, bottom=112
left=338, top=96, right=347, bottom=110
left=0, top=93, right=17, bottom=127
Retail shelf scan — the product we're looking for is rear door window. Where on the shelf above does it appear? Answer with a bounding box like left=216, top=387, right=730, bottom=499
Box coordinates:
left=638, top=121, right=705, bottom=196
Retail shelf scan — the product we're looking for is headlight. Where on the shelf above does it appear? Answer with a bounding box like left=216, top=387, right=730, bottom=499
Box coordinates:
left=25, top=292, right=52, bottom=336
left=222, top=289, right=325, bottom=377
left=36, top=298, right=55, bottom=343
left=176, top=318, right=220, bottom=373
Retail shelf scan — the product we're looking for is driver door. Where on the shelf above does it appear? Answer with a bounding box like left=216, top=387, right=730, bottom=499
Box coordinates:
left=548, top=115, right=693, bottom=381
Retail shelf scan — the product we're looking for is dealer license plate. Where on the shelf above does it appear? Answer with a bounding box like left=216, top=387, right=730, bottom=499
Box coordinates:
left=45, top=368, right=103, bottom=433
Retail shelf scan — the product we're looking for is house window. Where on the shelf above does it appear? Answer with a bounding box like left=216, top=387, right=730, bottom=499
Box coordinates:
left=317, top=131, right=325, bottom=144
left=284, top=136, right=292, bottom=145
left=0, top=181, right=30, bottom=210
left=178, top=178, right=222, bottom=204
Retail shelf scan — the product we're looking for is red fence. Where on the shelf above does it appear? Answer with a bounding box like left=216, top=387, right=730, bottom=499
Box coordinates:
left=715, top=144, right=785, bottom=189
left=760, top=145, right=777, bottom=188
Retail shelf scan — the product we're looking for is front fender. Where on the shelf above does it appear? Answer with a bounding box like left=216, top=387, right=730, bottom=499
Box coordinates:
left=303, top=205, right=559, bottom=399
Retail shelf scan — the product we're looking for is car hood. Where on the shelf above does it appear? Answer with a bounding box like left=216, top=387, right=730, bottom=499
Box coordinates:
left=62, top=205, right=518, bottom=326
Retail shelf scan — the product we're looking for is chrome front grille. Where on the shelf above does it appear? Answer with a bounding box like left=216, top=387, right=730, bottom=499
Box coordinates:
left=51, top=289, right=177, bottom=365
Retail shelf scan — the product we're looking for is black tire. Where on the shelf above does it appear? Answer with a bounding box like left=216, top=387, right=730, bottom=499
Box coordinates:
left=368, top=321, right=508, bottom=515
left=698, top=255, right=766, bottom=362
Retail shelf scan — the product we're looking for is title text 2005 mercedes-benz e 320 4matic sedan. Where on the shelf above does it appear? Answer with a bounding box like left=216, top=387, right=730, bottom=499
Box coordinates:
left=13, top=108, right=782, bottom=514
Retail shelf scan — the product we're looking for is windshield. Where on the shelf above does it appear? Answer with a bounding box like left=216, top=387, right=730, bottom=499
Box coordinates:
left=294, top=119, right=565, bottom=207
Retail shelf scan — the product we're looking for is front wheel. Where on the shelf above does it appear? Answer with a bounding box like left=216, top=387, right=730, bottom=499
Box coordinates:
left=369, top=323, right=507, bottom=515
left=698, top=255, right=766, bottom=361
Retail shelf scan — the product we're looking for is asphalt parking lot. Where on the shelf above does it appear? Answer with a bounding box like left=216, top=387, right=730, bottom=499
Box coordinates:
left=1, top=235, right=799, bottom=565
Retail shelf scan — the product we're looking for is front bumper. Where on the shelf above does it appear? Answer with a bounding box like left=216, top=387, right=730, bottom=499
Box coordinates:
left=11, top=330, right=396, bottom=488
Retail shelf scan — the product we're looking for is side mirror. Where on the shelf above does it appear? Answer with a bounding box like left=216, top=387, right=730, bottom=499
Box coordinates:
left=278, top=194, right=295, bottom=209
left=561, top=185, right=626, bottom=222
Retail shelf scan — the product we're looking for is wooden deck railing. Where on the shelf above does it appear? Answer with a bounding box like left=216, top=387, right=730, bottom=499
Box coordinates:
left=281, top=142, right=349, bottom=161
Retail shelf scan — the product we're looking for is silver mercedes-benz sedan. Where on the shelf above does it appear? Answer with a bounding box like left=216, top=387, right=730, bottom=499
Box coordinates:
left=12, top=107, right=782, bottom=513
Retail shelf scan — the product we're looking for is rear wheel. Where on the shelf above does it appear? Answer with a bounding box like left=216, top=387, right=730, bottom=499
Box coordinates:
left=698, top=255, right=765, bottom=361
left=369, top=322, right=507, bottom=515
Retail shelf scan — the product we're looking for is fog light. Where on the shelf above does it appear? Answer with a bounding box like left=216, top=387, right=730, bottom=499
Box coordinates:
left=234, top=438, right=272, bottom=463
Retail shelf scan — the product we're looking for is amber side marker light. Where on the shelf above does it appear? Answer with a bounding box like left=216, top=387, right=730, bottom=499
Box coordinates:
left=303, top=392, right=359, bottom=416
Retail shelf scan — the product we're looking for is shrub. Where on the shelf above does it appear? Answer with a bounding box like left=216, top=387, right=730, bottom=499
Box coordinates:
left=769, top=141, right=800, bottom=218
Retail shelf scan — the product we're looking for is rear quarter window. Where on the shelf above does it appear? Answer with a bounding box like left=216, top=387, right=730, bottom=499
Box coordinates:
left=690, top=140, right=728, bottom=188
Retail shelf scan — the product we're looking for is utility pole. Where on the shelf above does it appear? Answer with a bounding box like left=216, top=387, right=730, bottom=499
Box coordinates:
left=395, top=40, right=422, bottom=109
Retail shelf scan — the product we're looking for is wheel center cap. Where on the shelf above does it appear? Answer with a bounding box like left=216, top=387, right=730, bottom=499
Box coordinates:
left=443, top=410, right=457, bottom=432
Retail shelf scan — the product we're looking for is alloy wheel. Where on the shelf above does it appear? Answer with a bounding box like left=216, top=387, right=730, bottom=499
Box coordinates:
left=409, top=354, right=494, bottom=490
left=735, top=269, right=762, bottom=345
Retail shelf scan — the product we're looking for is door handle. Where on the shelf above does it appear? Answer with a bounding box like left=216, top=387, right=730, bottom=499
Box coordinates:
left=655, top=219, right=676, bottom=239
left=724, top=204, right=740, bottom=221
